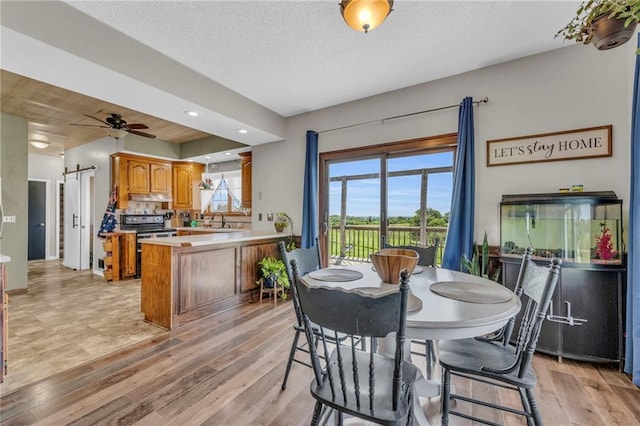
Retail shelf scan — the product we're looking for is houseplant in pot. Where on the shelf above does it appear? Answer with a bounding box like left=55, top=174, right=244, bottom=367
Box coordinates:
left=556, top=0, right=640, bottom=53
left=274, top=212, right=292, bottom=233
left=256, top=256, right=290, bottom=300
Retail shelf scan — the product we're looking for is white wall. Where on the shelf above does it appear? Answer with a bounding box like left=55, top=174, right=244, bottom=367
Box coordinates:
left=28, top=153, right=64, bottom=258
left=252, top=42, right=635, bottom=246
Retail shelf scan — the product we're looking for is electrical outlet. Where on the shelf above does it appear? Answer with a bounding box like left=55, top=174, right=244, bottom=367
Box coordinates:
left=258, top=213, right=263, bottom=221
left=2, top=215, right=16, bottom=223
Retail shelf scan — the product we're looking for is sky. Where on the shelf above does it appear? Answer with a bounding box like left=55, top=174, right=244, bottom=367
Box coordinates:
left=328, top=152, right=453, bottom=217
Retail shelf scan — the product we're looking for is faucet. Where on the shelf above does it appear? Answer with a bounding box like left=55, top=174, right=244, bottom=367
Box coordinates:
left=213, top=212, right=226, bottom=228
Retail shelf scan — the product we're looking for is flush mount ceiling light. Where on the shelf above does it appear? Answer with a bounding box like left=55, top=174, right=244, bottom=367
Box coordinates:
left=340, top=0, right=393, bottom=34
left=30, top=140, right=49, bottom=149
left=237, top=129, right=248, bottom=134
left=184, top=109, right=199, bottom=117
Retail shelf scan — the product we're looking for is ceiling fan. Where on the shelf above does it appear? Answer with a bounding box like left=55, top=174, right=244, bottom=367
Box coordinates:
left=71, top=113, right=157, bottom=139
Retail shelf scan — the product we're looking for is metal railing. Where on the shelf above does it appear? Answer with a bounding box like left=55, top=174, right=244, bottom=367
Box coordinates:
left=328, top=225, right=447, bottom=264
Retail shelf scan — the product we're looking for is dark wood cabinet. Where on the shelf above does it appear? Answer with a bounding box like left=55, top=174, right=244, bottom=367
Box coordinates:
left=502, top=257, right=623, bottom=366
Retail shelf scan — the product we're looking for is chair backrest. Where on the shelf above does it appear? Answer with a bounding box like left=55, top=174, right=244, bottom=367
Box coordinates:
left=491, top=255, right=560, bottom=378
left=292, top=260, right=411, bottom=412
left=499, top=247, right=532, bottom=345
left=381, top=235, right=440, bottom=267
left=279, top=239, right=322, bottom=326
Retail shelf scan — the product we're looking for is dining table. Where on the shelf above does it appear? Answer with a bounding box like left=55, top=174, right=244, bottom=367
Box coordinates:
left=298, top=263, right=522, bottom=425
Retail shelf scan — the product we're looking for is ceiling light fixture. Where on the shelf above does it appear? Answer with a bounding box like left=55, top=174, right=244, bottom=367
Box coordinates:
left=106, top=128, right=127, bottom=139
left=340, top=0, right=393, bottom=34
left=237, top=129, right=248, bottom=134
left=30, top=140, right=49, bottom=149
left=184, top=109, right=199, bottom=117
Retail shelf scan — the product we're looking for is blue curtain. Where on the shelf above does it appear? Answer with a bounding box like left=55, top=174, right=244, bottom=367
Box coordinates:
left=625, top=35, right=640, bottom=387
left=441, top=97, right=475, bottom=270
left=301, top=130, right=319, bottom=248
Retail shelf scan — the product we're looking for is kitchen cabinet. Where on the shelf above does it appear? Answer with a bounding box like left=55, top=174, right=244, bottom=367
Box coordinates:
left=111, top=154, right=172, bottom=209
left=102, top=232, right=136, bottom=281
left=140, top=233, right=287, bottom=329
left=239, top=152, right=252, bottom=209
left=172, top=162, right=204, bottom=210
left=500, top=191, right=624, bottom=366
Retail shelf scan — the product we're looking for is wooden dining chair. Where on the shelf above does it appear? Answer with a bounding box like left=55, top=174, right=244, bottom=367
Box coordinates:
left=438, top=256, right=561, bottom=426
left=293, top=262, right=418, bottom=426
left=279, top=240, right=322, bottom=390
left=381, top=235, right=439, bottom=379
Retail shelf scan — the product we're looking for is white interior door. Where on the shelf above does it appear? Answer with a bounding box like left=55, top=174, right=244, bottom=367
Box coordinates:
left=63, top=170, right=94, bottom=270
left=63, top=174, right=80, bottom=270
left=80, top=172, right=93, bottom=270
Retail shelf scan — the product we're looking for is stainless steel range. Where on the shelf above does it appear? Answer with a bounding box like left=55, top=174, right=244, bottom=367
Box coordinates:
left=120, top=214, right=177, bottom=277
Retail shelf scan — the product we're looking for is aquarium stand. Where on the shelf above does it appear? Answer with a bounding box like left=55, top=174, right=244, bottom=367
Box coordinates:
left=500, top=191, right=624, bottom=368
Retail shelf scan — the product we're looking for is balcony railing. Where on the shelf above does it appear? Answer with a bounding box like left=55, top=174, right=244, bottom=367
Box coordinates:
left=328, top=225, right=447, bottom=264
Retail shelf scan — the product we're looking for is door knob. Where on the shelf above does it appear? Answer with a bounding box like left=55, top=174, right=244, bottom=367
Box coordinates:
left=39, top=223, right=45, bottom=227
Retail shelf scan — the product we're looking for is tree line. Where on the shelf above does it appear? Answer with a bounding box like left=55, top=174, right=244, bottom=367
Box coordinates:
left=329, top=208, right=449, bottom=227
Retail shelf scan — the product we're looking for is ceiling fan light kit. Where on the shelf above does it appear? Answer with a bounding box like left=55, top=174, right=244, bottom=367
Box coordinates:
left=340, top=0, right=393, bottom=33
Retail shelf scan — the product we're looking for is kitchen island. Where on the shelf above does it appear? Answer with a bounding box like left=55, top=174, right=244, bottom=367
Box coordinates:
left=140, top=230, right=289, bottom=329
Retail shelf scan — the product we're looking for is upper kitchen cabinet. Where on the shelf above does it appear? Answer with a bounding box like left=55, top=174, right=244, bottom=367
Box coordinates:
left=239, top=152, right=252, bottom=209
left=172, top=162, right=204, bottom=210
left=112, top=153, right=172, bottom=209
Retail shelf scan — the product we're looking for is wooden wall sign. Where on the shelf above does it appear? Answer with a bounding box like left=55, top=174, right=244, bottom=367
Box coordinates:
left=486, top=125, right=612, bottom=167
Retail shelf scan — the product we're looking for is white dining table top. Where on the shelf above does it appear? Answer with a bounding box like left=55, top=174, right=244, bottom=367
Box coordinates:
left=298, top=264, right=522, bottom=341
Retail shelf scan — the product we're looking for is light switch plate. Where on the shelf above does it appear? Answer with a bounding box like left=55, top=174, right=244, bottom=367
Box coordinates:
left=2, top=215, right=16, bottom=223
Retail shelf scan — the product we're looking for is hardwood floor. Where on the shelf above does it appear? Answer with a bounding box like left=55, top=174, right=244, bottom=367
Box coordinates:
left=0, top=260, right=165, bottom=394
left=1, top=262, right=639, bottom=425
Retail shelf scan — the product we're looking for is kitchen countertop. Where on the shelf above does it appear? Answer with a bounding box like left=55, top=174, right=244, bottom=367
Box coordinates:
left=174, top=227, right=241, bottom=233
left=139, top=230, right=287, bottom=247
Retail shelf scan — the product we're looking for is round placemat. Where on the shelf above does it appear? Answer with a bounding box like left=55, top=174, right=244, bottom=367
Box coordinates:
left=407, top=293, right=422, bottom=313
left=308, top=268, right=364, bottom=282
left=429, top=282, right=513, bottom=304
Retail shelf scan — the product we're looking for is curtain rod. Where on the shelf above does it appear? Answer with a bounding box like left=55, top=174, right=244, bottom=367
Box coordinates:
left=318, top=97, right=489, bottom=135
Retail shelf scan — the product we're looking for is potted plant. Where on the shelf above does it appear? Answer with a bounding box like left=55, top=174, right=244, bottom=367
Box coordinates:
left=556, top=0, right=640, bottom=53
left=460, top=231, right=501, bottom=282
left=274, top=212, right=292, bottom=233
left=256, top=256, right=290, bottom=299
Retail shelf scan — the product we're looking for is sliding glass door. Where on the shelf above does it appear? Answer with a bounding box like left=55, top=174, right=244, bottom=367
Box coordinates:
left=319, top=135, right=456, bottom=266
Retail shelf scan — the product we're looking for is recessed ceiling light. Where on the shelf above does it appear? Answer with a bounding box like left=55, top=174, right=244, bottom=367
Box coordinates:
left=204, top=156, right=210, bottom=160
left=225, top=152, right=232, bottom=156
left=237, top=129, right=248, bottom=134
left=184, top=109, right=199, bottom=117
left=30, top=140, right=49, bottom=149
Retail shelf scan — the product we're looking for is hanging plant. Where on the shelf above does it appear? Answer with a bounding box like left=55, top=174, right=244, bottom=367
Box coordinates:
left=555, top=0, right=640, bottom=53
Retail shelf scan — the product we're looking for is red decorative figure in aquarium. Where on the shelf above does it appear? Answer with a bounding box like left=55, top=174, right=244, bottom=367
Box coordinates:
left=594, top=223, right=618, bottom=261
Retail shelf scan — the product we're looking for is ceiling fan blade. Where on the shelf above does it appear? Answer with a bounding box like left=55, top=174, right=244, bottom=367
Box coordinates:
left=69, top=123, right=110, bottom=128
left=126, top=123, right=149, bottom=130
left=127, top=129, right=157, bottom=139
left=84, top=114, right=109, bottom=125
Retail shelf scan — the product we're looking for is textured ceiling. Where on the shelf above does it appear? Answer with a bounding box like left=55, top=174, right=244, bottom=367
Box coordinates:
left=1, top=0, right=583, bottom=161
left=65, top=0, right=580, bottom=117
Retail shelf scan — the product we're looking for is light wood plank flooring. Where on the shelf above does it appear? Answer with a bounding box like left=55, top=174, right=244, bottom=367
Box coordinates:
left=1, top=261, right=639, bottom=425
left=0, top=260, right=165, bottom=394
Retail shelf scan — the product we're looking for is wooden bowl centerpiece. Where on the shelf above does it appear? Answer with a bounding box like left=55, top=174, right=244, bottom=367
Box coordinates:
left=370, top=248, right=419, bottom=284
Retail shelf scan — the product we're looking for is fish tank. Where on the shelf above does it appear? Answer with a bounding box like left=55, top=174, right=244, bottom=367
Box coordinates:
left=500, top=191, right=623, bottom=265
